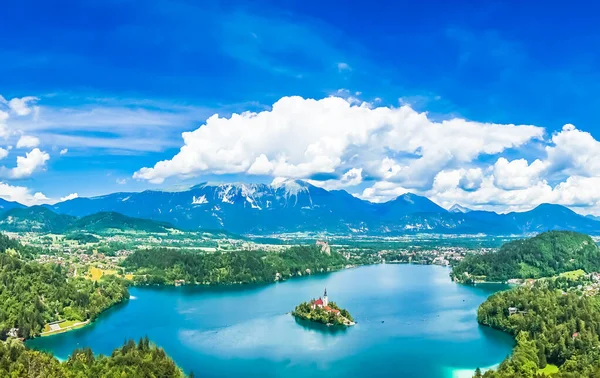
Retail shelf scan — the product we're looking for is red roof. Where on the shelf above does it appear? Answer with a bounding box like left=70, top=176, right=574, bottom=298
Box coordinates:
left=324, top=306, right=340, bottom=314
left=314, top=298, right=323, bottom=305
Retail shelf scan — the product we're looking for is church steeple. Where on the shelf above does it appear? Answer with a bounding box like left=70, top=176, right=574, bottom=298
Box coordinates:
left=323, top=288, right=328, bottom=307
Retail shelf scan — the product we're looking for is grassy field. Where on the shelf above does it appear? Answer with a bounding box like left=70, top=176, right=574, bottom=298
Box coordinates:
left=559, top=269, right=586, bottom=280
left=88, top=266, right=119, bottom=281
left=41, top=319, right=89, bottom=336
left=538, top=364, right=559, bottom=375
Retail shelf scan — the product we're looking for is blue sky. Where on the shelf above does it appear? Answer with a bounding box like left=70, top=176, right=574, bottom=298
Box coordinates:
left=2, top=0, right=600, bottom=213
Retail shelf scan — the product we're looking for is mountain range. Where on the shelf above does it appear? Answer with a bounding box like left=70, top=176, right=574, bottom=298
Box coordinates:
left=31, top=179, right=600, bottom=236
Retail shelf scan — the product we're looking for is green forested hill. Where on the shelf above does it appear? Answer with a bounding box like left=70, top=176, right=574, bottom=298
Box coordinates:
left=0, top=206, right=76, bottom=233
left=0, top=206, right=176, bottom=234
left=123, top=245, right=348, bottom=285
left=477, top=283, right=600, bottom=377
left=0, top=234, right=128, bottom=339
left=73, top=211, right=174, bottom=233
left=0, top=338, right=188, bottom=378
left=0, top=232, right=189, bottom=377
left=452, top=231, right=600, bottom=282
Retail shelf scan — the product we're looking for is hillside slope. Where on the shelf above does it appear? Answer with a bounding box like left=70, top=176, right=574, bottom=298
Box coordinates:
left=452, top=231, right=600, bottom=282
left=0, top=207, right=177, bottom=234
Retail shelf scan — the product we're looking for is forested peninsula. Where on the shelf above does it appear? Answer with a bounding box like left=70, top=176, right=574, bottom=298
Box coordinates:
left=122, top=245, right=350, bottom=285
left=452, top=231, right=600, bottom=284
left=451, top=231, right=600, bottom=377
left=0, top=234, right=128, bottom=339
left=0, top=337, right=189, bottom=378
left=0, top=232, right=356, bottom=377
left=0, top=233, right=190, bottom=377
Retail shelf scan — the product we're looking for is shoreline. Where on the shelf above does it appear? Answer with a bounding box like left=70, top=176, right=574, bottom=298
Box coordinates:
left=40, top=320, right=90, bottom=337
left=29, top=297, right=130, bottom=340
left=291, top=313, right=356, bottom=327
left=26, top=264, right=511, bottom=377
left=448, top=363, right=500, bottom=378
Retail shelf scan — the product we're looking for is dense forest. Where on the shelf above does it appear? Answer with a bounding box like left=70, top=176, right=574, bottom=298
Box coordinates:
left=0, top=233, right=128, bottom=339
left=123, top=245, right=349, bottom=285
left=0, top=231, right=45, bottom=258
left=476, top=281, right=600, bottom=377
left=0, top=232, right=192, bottom=377
left=0, top=337, right=190, bottom=377
left=452, top=231, right=600, bottom=283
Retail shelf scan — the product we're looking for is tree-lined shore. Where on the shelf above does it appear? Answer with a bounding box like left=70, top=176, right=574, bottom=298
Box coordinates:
left=451, top=231, right=600, bottom=377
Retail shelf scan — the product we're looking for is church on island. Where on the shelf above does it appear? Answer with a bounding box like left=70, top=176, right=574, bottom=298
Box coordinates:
left=310, top=288, right=340, bottom=316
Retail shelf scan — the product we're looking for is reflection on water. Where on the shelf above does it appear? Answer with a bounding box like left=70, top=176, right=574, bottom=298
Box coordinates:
left=293, top=316, right=350, bottom=335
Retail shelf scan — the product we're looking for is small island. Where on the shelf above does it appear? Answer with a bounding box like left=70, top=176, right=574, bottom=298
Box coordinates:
left=292, top=288, right=355, bottom=326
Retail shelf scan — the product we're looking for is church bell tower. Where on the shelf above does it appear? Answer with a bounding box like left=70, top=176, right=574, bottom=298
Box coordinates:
left=323, top=288, right=328, bottom=307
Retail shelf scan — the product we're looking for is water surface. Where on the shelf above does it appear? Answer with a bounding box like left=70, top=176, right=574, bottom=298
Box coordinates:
left=28, top=264, right=513, bottom=377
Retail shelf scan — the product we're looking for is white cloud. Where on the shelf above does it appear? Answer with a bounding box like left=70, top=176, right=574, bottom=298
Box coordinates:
left=60, top=148, right=68, bottom=155
left=3, top=94, right=216, bottom=153
left=0, top=95, right=41, bottom=141
left=493, top=158, right=547, bottom=190
left=134, top=96, right=543, bottom=184
left=545, top=124, right=600, bottom=177
left=0, top=181, right=49, bottom=206
left=7, top=96, right=39, bottom=116
left=0, top=109, right=10, bottom=139
left=458, top=168, right=484, bottom=191
left=12, top=148, right=50, bottom=178
left=0, top=148, right=8, bottom=160
left=359, top=181, right=410, bottom=203
left=426, top=171, right=600, bottom=215
left=16, top=135, right=40, bottom=148
left=337, top=62, right=351, bottom=72
left=308, top=168, right=363, bottom=190
left=116, top=178, right=127, bottom=185
left=59, top=193, right=79, bottom=202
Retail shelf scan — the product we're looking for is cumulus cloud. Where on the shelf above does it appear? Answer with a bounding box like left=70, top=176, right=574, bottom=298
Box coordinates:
left=344, top=121, right=600, bottom=215
left=6, top=93, right=600, bottom=215
left=60, top=193, right=79, bottom=202
left=545, top=124, right=600, bottom=177
left=0, top=95, right=41, bottom=139
left=493, top=158, right=548, bottom=190
left=0, top=109, right=10, bottom=139
left=359, top=181, right=410, bottom=203
left=0, top=181, right=49, bottom=206
left=423, top=170, right=600, bottom=215
left=134, top=96, right=543, bottom=185
left=16, top=135, right=40, bottom=148
left=12, top=148, right=50, bottom=178
left=308, top=168, right=363, bottom=190
left=6, top=96, right=39, bottom=116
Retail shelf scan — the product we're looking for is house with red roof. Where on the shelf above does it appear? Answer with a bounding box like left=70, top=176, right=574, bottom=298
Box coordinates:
left=311, top=289, right=328, bottom=309
left=310, top=288, right=339, bottom=316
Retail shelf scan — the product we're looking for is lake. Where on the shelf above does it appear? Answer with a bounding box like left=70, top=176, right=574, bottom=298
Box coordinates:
left=27, top=264, right=513, bottom=378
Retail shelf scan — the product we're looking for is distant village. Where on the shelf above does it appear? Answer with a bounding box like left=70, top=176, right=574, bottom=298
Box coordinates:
left=377, top=246, right=487, bottom=266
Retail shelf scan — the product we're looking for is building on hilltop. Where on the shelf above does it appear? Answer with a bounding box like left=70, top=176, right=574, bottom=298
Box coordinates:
left=316, top=240, right=331, bottom=255
left=311, top=288, right=334, bottom=313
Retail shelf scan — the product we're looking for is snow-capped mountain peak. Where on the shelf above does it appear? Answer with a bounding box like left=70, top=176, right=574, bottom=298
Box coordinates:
left=448, top=204, right=471, bottom=213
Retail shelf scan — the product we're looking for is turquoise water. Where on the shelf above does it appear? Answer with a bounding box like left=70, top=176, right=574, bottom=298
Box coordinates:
left=27, top=264, right=513, bottom=378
